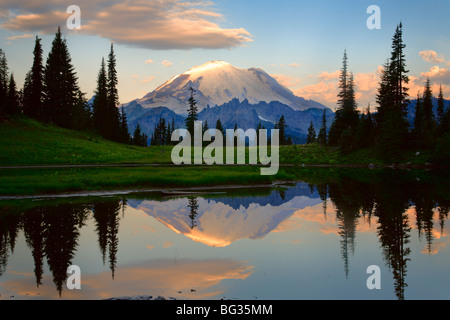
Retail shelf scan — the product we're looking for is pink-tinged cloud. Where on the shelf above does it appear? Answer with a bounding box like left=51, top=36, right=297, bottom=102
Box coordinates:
left=1, top=259, right=254, bottom=300
left=6, top=33, right=34, bottom=40
left=162, top=60, right=173, bottom=67
left=419, top=50, right=445, bottom=63
left=0, top=0, right=253, bottom=50
left=293, top=66, right=382, bottom=109
left=271, top=74, right=302, bottom=88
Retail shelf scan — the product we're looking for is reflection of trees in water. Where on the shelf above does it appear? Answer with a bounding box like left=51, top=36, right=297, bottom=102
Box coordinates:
left=372, top=174, right=411, bottom=301
left=187, top=197, right=199, bottom=230
left=43, top=204, right=89, bottom=296
left=0, top=198, right=123, bottom=296
left=92, top=199, right=124, bottom=279
left=0, top=211, right=20, bottom=279
left=328, top=180, right=362, bottom=279
left=325, top=170, right=449, bottom=300
left=0, top=171, right=449, bottom=299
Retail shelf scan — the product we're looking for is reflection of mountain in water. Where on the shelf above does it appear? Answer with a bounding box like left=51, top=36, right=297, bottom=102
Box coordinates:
left=207, top=183, right=320, bottom=210
left=130, top=183, right=322, bottom=247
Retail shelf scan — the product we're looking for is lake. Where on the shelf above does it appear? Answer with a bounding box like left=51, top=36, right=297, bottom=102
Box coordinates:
left=0, top=168, right=449, bottom=300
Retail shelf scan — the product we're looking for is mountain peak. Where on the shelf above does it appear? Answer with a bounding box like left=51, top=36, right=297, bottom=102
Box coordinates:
left=186, top=60, right=232, bottom=75
left=131, top=60, right=327, bottom=114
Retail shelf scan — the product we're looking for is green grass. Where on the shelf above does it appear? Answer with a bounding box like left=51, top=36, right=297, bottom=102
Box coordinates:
left=1, top=114, right=429, bottom=167
left=0, top=115, right=173, bottom=165
left=0, top=114, right=437, bottom=196
left=0, top=166, right=297, bottom=196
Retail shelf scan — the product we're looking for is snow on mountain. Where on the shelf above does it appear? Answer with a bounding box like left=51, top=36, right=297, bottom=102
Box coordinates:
left=131, top=60, right=326, bottom=114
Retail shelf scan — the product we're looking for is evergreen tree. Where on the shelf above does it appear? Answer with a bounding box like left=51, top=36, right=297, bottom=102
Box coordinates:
left=437, top=85, right=448, bottom=136
left=43, top=27, right=81, bottom=128
left=92, top=58, right=108, bottom=136
left=23, top=36, right=44, bottom=120
left=203, top=120, right=209, bottom=134
left=22, top=71, right=33, bottom=115
left=307, top=121, right=316, bottom=144
left=328, top=51, right=359, bottom=148
left=437, top=85, right=445, bottom=125
left=216, top=119, right=224, bottom=133
left=413, top=92, right=423, bottom=142
left=420, top=79, right=436, bottom=148
left=0, top=48, right=9, bottom=111
left=185, top=87, right=198, bottom=138
left=72, top=90, right=92, bottom=131
left=132, top=123, right=147, bottom=147
left=277, top=115, right=288, bottom=145
left=6, top=73, right=19, bottom=114
left=356, top=106, right=375, bottom=149
left=375, top=23, right=410, bottom=159
left=120, top=107, right=130, bottom=144
left=317, top=109, right=328, bottom=145
left=105, top=43, right=121, bottom=141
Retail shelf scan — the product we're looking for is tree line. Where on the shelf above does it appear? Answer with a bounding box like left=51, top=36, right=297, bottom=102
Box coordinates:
left=306, top=23, right=450, bottom=163
left=0, top=27, right=147, bottom=147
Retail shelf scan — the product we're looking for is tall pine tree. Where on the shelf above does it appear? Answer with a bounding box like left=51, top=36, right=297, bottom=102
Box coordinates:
left=105, top=43, right=121, bottom=141
left=317, top=109, right=328, bottom=145
left=420, top=78, right=436, bottom=148
left=43, top=27, right=81, bottom=128
left=185, top=87, right=198, bottom=138
left=93, top=58, right=108, bottom=136
left=6, top=74, right=19, bottom=114
left=375, top=23, right=410, bottom=159
left=328, top=50, right=359, bottom=148
left=0, top=48, right=9, bottom=112
left=23, top=36, right=44, bottom=120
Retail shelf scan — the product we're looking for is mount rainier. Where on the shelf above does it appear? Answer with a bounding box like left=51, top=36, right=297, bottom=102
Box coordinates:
left=122, top=60, right=334, bottom=144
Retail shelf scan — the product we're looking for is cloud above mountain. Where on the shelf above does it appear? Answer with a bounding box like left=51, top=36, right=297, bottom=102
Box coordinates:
left=0, top=0, right=253, bottom=50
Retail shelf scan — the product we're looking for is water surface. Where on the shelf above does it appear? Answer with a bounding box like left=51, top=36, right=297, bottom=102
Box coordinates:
left=0, top=169, right=449, bottom=300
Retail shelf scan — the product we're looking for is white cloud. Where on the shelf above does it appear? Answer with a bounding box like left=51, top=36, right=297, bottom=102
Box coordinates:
left=6, top=33, right=34, bottom=40
left=162, top=60, right=173, bottom=67
left=0, top=0, right=253, bottom=50
left=419, top=50, right=445, bottom=63
left=145, top=59, right=154, bottom=64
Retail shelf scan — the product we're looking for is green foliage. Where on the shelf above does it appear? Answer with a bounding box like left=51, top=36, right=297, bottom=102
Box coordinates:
left=306, top=121, right=316, bottom=144
left=185, top=87, right=199, bottom=138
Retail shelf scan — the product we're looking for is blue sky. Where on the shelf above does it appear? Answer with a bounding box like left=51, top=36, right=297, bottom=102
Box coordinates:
left=1, top=0, right=449, bottom=110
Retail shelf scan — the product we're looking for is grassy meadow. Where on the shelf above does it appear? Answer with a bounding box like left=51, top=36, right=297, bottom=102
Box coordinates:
left=0, top=115, right=435, bottom=196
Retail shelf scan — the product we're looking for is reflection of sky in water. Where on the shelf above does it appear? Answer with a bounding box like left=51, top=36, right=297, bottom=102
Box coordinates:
left=0, top=181, right=449, bottom=300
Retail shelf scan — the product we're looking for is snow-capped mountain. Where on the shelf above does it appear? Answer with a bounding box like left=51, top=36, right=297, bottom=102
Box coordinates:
left=128, top=60, right=326, bottom=115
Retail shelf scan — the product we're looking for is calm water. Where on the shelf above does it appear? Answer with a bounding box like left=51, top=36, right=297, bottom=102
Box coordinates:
left=0, top=169, right=449, bottom=300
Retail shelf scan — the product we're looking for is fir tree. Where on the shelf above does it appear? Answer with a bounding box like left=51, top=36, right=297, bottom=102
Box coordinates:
left=356, top=106, right=375, bottom=149
left=120, top=107, right=130, bottom=144
left=43, top=27, right=81, bottom=128
left=437, top=85, right=448, bottom=136
left=277, top=115, right=287, bottom=145
left=23, top=36, right=44, bottom=120
left=317, top=109, right=328, bottom=145
left=437, top=85, right=445, bottom=126
left=6, top=73, right=19, bottom=114
left=420, top=78, right=436, bottom=148
left=307, top=121, right=316, bottom=144
left=105, top=43, right=121, bottom=141
left=0, top=48, right=9, bottom=111
left=216, top=119, right=224, bottom=133
left=328, top=51, right=359, bottom=148
left=93, top=58, right=108, bottom=136
left=375, top=23, right=410, bottom=159
left=133, top=123, right=147, bottom=147
left=185, top=87, right=198, bottom=138
left=203, top=120, right=209, bottom=134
